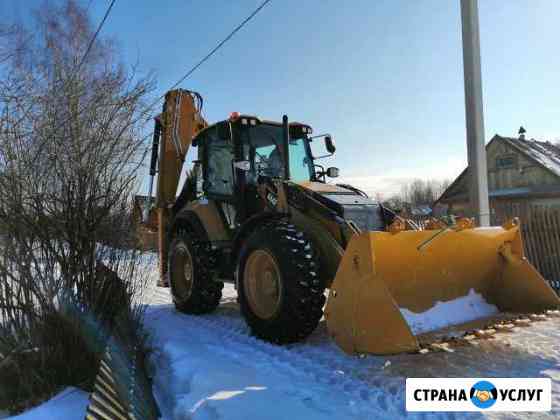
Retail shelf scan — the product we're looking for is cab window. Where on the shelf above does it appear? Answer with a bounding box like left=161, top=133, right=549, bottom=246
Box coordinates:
left=205, top=125, right=234, bottom=196
left=288, top=138, right=313, bottom=182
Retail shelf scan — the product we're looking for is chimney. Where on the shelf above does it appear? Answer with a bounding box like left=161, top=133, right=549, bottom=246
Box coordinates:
left=518, top=126, right=526, bottom=140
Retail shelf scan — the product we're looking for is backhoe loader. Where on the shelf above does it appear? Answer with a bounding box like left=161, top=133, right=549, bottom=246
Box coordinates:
left=141, top=89, right=560, bottom=355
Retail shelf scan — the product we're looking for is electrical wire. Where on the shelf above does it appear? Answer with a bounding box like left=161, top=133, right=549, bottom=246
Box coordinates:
left=134, top=0, right=274, bottom=165
left=36, top=0, right=118, bottom=137
left=167, top=0, right=272, bottom=92
left=38, top=0, right=272, bottom=168
left=77, top=0, right=117, bottom=72
left=24, top=0, right=119, bottom=164
left=143, top=0, right=273, bottom=117
left=6, top=0, right=118, bottom=135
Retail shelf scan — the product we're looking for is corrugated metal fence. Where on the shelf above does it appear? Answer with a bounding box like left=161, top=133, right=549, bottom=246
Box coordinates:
left=492, top=202, right=560, bottom=293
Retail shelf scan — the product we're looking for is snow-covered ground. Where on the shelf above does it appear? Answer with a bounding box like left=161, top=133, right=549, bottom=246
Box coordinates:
left=4, top=388, right=88, bottom=420
left=146, top=284, right=560, bottom=420
left=6, top=272, right=558, bottom=419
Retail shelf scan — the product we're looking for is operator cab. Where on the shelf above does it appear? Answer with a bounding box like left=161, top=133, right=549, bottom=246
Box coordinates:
left=234, top=115, right=315, bottom=184
left=191, top=113, right=332, bottom=187
left=188, top=114, right=335, bottom=223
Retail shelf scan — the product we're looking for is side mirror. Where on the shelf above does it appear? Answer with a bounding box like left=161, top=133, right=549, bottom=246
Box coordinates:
left=326, top=167, right=339, bottom=178
left=325, top=135, right=336, bottom=154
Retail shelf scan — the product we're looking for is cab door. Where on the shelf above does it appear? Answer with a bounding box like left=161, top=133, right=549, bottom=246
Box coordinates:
left=202, top=122, right=238, bottom=230
left=204, top=123, right=234, bottom=198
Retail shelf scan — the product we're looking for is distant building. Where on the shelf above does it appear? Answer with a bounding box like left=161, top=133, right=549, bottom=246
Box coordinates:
left=410, top=204, right=432, bottom=217
left=436, top=133, right=560, bottom=219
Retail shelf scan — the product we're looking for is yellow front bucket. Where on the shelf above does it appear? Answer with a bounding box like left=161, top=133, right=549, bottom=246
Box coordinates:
left=325, top=223, right=560, bottom=355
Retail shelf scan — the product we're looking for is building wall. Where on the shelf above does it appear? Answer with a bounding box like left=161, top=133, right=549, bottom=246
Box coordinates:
left=487, top=140, right=559, bottom=190
left=440, top=138, right=560, bottom=215
left=448, top=197, right=560, bottom=221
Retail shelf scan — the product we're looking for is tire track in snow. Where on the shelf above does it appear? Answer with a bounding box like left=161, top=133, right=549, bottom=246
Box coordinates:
left=147, top=286, right=560, bottom=419
left=156, top=309, right=406, bottom=419
left=150, top=295, right=449, bottom=419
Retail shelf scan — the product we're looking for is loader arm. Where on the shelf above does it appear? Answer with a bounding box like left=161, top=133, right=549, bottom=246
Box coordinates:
left=146, top=89, right=207, bottom=282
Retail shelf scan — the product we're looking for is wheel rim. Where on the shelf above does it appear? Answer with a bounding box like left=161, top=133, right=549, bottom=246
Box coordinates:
left=171, top=243, right=194, bottom=301
left=243, top=249, right=283, bottom=320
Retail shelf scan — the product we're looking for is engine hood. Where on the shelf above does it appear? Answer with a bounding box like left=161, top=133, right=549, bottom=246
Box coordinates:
left=297, top=181, right=356, bottom=195
left=297, top=181, right=373, bottom=205
left=297, top=181, right=386, bottom=232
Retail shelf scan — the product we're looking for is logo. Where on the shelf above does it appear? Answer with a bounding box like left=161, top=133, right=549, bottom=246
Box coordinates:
left=470, top=381, right=497, bottom=409
left=406, top=378, right=551, bottom=412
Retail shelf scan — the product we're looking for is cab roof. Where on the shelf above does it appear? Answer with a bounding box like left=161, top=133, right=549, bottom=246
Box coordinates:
left=193, top=114, right=313, bottom=143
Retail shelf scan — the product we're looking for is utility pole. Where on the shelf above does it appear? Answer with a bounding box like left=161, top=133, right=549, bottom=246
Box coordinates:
left=460, top=0, right=490, bottom=226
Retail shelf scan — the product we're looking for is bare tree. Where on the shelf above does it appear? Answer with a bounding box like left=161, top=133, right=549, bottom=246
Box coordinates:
left=400, top=179, right=451, bottom=207
left=382, top=195, right=406, bottom=213
left=382, top=179, right=450, bottom=214
left=0, top=1, right=154, bottom=411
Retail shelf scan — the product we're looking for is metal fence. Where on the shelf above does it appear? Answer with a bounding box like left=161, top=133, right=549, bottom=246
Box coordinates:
left=492, top=202, right=560, bottom=293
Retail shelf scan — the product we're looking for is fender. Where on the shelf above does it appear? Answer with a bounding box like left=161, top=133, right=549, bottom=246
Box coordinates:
left=169, top=210, right=210, bottom=244
left=231, top=211, right=287, bottom=271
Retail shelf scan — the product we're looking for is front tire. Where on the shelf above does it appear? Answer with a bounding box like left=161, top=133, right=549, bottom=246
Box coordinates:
left=168, top=226, right=223, bottom=314
left=237, top=220, right=326, bottom=344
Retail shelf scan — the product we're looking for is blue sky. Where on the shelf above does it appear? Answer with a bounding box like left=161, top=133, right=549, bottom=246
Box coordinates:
left=3, top=0, right=560, bottom=197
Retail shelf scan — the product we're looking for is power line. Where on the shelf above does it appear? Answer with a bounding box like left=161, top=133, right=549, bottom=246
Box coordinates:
left=43, top=0, right=272, bottom=163
left=130, top=0, right=274, bottom=157
left=143, top=0, right=273, bottom=116
left=42, top=0, right=117, bottom=134
left=167, top=0, right=272, bottom=92
left=29, top=0, right=118, bottom=161
left=10, top=0, right=117, bottom=134
left=77, top=0, right=117, bottom=71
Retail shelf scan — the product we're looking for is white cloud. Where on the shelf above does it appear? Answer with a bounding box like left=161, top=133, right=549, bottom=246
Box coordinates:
left=337, top=175, right=412, bottom=198
left=337, top=156, right=465, bottom=200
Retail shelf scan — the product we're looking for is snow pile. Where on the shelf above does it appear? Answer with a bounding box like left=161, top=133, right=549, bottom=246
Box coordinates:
left=8, top=388, right=88, bottom=420
left=399, top=289, right=499, bottom=335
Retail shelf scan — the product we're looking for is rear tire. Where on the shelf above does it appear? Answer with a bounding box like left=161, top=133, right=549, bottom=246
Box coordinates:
left=237, top=220, right=326, bottom=344
left=168, top=226, right=223, bottom=314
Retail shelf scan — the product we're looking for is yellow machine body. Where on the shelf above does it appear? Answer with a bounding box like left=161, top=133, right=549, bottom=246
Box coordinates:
left=148, top=90, right=207, bottom=280
left=142, top=89, right=559, bottom=356
left=325, top=221, right=560, bottom=355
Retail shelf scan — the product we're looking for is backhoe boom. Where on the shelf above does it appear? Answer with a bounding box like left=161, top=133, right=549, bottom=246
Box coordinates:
left=144, top=89, right=207, bottom=282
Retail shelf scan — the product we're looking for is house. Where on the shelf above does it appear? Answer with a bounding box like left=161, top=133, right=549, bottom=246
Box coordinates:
left=410, top=204, right=432, bottom=217
left=436, top=132, right=560, bottom=220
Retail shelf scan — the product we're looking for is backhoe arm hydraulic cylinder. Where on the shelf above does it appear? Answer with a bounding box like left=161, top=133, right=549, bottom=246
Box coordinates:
left=143, top=119, right=162, bottom=223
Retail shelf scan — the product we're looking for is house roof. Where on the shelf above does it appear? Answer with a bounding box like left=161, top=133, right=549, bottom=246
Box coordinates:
left=411, top=204, right=432, bottom=216
left=499, top=136, right=560, bottom=177
left=435, top=134, right=560, bottom=205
